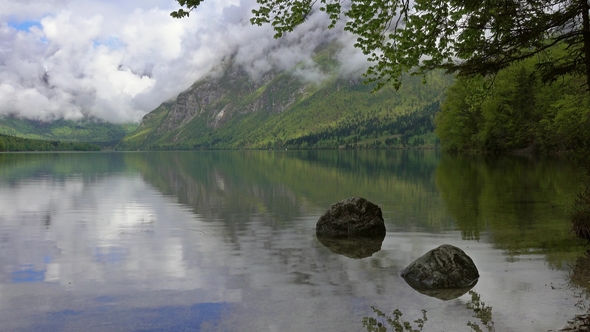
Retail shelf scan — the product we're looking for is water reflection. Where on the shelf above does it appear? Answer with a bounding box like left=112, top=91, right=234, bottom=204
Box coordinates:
left=570, top=250, right=590, bottom=289
left=0, top=151, right=586, bottom=331
left=436, top=153, right=584, bottom=260
left=403, top=284, right=476, bottom=301
left=123, top=150, right=445, bottom=229
left=317, top=235, right=385, bottom=259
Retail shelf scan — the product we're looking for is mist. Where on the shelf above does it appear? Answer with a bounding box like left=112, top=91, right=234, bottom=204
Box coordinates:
left=0, top=0, right=369, bottom=124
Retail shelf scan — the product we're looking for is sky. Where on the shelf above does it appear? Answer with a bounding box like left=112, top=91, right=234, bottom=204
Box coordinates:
left=0, top=0, right=367, bottom=123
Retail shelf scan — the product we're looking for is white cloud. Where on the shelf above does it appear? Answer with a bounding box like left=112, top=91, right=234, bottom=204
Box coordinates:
left=0, top=0, right=367, bottom=123
left=0, top=0, right=70, bottom=22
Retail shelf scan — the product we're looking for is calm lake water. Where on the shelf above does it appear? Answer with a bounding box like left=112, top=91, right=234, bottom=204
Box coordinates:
left=0, top=150, right=587, bottom=332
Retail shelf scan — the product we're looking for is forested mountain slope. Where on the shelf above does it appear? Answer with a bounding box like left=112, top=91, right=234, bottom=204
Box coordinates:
left=0, top=134, right=100, bottom=151
left=119, top=44, right=452, bottom=150
left=0, top=116, right=137, bottom=147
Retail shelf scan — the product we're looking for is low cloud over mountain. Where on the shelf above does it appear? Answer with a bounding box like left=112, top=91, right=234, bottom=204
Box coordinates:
left=0, top=0, right=368, bottom=124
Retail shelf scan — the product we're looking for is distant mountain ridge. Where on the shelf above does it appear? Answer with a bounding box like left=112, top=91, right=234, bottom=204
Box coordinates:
left=119, top=43, right=453, bottom=150
left=0, top=116, right=137, bottom=147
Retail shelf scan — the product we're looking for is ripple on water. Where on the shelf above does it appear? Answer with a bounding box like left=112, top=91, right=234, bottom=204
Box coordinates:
left=99, top=227, right=155, bottom=241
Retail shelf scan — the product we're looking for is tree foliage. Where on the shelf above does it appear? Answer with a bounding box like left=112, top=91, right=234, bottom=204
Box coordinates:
left=283, top=101, right=439, bottom=150
left=435, top=49, right=590, bottom=153
left=173, top=0, right=590, bottom=90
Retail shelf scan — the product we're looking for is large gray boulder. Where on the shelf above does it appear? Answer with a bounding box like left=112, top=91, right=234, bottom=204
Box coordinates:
left=401, top=244, right=479, bottom=291
left=316, top=197, right=386, bottom=238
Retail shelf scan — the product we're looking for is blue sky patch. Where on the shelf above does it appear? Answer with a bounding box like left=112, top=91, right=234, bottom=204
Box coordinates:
left=12, top=265, right=45, bottom=283
left=9, top=20, right=42, bottom=32
left=93, top=36, right=123, bottom=49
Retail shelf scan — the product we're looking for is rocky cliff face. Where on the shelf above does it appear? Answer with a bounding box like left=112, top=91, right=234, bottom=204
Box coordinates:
left=155, top=62, right=311, bottom=135
left=159, top=80, right=227, bottom=134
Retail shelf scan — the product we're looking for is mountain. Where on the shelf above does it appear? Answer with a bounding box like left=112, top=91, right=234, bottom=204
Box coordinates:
left=119, top=43, right=453, bottom=150
left=0, top=116, right=137, bottom=147
left=0, top=134, right=101, bottom=152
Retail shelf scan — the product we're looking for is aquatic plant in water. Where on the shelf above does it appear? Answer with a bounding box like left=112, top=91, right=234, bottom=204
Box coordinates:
left=362, top=307, right=427, bottom=332
left=362, top=290, right=495, bottom=331
left=466, top=290, right=495, bottom=332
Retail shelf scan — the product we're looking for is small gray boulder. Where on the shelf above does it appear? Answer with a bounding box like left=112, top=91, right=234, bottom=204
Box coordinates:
left=316, top=197, right=386, bottom=238
left=401, top=244, right=479, bottom=290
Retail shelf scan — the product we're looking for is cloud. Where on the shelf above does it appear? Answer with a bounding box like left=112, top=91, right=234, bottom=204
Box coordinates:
left=0, top=0, right=367, bottom=123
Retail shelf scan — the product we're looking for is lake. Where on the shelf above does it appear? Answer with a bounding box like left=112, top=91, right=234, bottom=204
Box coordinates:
left=0, top=150, right=587, bottom=332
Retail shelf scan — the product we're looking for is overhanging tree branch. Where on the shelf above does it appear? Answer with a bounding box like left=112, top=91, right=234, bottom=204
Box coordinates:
left=172, top=0, right=590, bottom=90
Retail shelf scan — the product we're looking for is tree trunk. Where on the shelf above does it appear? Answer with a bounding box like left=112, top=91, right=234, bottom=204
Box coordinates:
left=582, top=0, right=590, bottom=89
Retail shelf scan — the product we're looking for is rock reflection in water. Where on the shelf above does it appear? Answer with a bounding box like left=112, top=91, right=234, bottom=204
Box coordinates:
left=403, top=281, right=476, bottom=301
left=316, top=235, right=385, bottom=259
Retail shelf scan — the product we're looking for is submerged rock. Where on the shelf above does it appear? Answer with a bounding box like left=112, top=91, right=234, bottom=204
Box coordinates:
left=316, top=197, right=386, bottom=238
left=401, top=244, right=479, bottom=291
left=317, top=235, right=385, bottom=259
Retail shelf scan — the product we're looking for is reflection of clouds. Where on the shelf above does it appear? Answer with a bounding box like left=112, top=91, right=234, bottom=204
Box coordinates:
left=93, top=246, right=128, bottom=264
left=0, top=171, right=244, bottom=332
left=96, top=202, right=156, bottom=241
left=44, top=262, right=59, bottom=282
left=0, top=174, right=232, bottom=295
left=0, top=177, right=84, bottom=222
